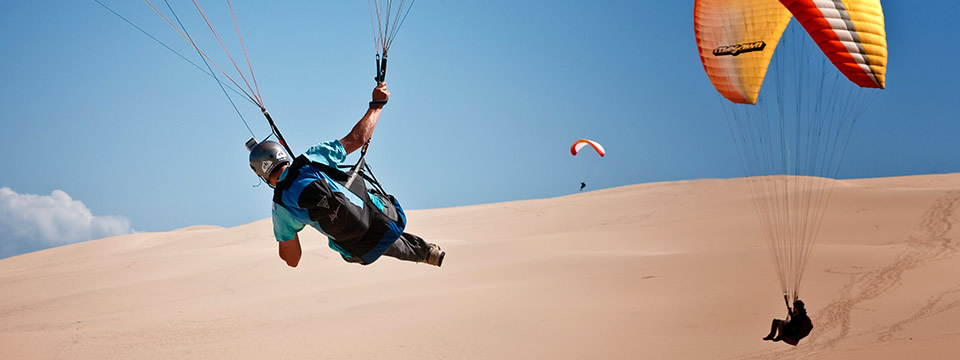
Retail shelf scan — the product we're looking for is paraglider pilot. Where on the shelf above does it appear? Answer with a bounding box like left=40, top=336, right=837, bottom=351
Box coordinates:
left=763, top=299, right=813, bottom=345
left=247, top=82, right=445, bottom=268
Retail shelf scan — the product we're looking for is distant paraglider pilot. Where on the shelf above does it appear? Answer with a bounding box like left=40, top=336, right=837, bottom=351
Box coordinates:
left=570, top=139, right=604, bottom=193
left=763, top=300, right=813, bottom=345
left=247, top=83, right=445, bottom=268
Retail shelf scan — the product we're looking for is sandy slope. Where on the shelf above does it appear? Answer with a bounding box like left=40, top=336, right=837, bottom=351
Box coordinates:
left=1, top=174, right=958, bottom=359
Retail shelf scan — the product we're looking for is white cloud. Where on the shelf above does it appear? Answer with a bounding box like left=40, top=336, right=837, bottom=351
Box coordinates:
left=0, top=187, right=134, bottom=258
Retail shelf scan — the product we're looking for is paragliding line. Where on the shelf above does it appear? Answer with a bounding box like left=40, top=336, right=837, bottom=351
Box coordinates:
left=189, top=0, right=263, bottom=107
left=162, top=0, right=255, bottom=139
left=365, top=0, right=416, bottom=152
left=142, top=0, right=262, bottom=108
left=144, top=0, right=290, bottom=154
left=226, top=0, right=262, bottom=103
left=90, top=0, right=256, bottom=109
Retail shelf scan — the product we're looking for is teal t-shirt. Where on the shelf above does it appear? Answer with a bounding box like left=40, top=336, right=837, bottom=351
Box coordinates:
left=271, top=140, right=387, bottom=253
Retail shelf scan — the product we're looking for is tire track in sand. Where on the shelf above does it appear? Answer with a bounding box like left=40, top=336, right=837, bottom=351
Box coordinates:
left=732, top=190, right=960, bottom=360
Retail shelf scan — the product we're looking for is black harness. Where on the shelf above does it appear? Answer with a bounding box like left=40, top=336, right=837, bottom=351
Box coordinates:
left=273, top=155, right=405, bottom=262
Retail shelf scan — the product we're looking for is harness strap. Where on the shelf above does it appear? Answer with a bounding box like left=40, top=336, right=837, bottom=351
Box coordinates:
left=274, top=155, right=389, bottom=204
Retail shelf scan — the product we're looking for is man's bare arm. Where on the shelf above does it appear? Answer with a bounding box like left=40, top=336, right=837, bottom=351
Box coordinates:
left=341, top=82, right=390, bottom=155
left=278, top=235, right=302, bottom=268
left=341, top=107, right=382, bottom=155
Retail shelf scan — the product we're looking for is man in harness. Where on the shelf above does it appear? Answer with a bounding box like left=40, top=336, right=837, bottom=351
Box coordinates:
left=247, top=82, right=444, bottom=268
left=763, top=299, right=813, bottom=346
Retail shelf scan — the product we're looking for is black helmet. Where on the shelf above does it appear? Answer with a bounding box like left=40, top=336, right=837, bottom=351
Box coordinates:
left=246, top=139, right=290, bottom=184
left=794, top=300, right=805, bottom=310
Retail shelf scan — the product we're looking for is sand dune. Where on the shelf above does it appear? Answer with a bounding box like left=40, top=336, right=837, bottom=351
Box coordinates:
left=1, top=174, right=958, bottom=359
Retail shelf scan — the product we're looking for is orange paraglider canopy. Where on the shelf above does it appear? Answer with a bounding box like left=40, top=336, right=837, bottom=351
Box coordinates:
left=694, top=0, right=887, bottom=104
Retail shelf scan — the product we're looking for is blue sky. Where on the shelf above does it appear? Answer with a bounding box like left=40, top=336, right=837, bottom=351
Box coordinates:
left=1, top=1, right=957, bottom=257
